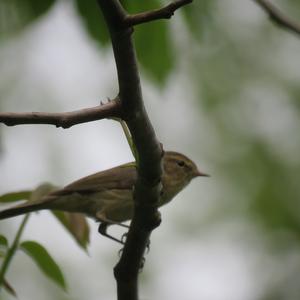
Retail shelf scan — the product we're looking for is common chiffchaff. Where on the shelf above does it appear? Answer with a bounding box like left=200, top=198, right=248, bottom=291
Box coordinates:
left=0, top=151, right=208, bottom=240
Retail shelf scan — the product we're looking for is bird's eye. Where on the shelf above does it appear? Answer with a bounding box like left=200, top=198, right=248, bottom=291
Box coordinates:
left=177, top=160, right=185, bottom=167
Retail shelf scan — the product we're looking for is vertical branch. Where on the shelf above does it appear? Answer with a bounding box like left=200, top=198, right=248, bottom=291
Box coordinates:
left=96, top=1, right=193, bottom=298
left=96, top=1, right=163, bottom=299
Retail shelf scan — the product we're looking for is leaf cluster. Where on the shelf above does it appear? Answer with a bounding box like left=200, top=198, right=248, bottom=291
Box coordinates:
left=0, top=184, right=90, bottom=296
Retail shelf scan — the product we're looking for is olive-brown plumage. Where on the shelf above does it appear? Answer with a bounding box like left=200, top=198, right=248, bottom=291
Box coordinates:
left=0, top=151, right=208, bottom=223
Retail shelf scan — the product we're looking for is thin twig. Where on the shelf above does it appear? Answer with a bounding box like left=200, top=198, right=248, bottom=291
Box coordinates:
left=0, top=100, right=121, bottom=128
left=125, top=0, right=192, bottom=26
left=119, top=120, right=138, bottom=161
left=254, top=0, right=300, bottom=36
left=0, top=214, right=30, bottom=290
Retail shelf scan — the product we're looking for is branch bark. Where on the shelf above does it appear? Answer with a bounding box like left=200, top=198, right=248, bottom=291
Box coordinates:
left=0, top=100, right=121, bottom=128
left=96, top=1, right=164, bottom=299
left=124, top=0, right=192, bottom=26
left=254, top=0, right=300, bottom=36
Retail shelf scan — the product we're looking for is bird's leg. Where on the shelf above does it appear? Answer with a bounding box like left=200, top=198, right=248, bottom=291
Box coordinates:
left=115, top=222, right=130, bottom=229
left=98, top=221, right=150, bottom=270
left=96, top=211, right=131, bottom=244
left=96, top=213, right=149, bottom=257
left=98, top=223, right=124, bottom=245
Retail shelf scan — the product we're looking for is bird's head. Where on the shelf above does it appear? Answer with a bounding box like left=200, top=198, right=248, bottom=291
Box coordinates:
left=161, top=151, right=209, bottom=203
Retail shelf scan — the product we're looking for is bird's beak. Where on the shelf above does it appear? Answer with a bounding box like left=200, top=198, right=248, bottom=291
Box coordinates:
left=194, top=170, right=210, bottom=177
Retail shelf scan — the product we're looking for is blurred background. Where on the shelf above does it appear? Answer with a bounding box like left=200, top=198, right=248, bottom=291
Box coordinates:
left=1, top=0, right=300, bottom=299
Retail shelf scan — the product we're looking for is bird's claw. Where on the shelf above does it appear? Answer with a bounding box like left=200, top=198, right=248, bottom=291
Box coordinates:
left=139, top=257, right=146, bottom=272
left=145, top=239, right=151, bottom=253
left=121, top=232, right=128, bottom=244
left=118, top=247, right=123, bottom=258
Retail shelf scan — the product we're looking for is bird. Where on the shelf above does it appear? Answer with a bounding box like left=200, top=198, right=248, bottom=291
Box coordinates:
left=0, top=151, right=208, bottom=242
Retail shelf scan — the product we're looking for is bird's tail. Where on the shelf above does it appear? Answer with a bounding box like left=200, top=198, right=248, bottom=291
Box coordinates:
left=0, top=183, right=57, bottom=220
left=0, top=202, right=45, bottom=220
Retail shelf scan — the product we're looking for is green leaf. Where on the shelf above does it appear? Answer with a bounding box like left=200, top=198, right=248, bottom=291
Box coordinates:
left=0, top=191, right=32, bottom=203
left=75, top=0, right=110, bottom=46
left=20, top=241, right=66, bottom=290
left=0, top=235, right=8, bottom=249
left=0, top=0, right=56, bottom=37
left=16, top=0, right=55, bottom=18
left=135, top=21, right=173, bottom=85
left=182, top=0, right=215, bottom=41
left=123, top=0, right=174, bottom=84
left=52, top=211, right=90, bottom=251
left=0, top=184, right=54, bottom=204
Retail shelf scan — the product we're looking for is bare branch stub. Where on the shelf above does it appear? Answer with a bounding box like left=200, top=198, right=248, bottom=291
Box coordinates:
left=0, top=100, right=121, bottom=129
left=254, top=0, right=300, bottom=36
left=125, top=0, right=192, bottom=26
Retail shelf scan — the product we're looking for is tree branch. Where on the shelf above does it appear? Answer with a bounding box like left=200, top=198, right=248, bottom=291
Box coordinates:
left=97, top=1, right=165, bottom=300
left=0, top=100, right=121, bottom=128
left=254, top=0, right=300, bottom=36
left=124, top=0, right=192, bottom=26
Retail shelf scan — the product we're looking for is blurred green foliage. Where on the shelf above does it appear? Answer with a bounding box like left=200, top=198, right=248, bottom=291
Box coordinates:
left=0, top=0, right=176, bottom=84
left=182, top=0, right=216, bottom=41
left=75, top=0, right=110, bottom=46
left=20, top=240, right=66, bottom=290
left=186, top=4, right=300, bottom=297
left=53, top=211, right=90, bottom=250
left=122, top=0, right=174, bottom=84
left=0, top=0, right=55, bottom=37
left=0, top=191, right=32, bottom=203
left=0, top=185, right=90, bottom=296
left=188, top=2, right=300, bottom=232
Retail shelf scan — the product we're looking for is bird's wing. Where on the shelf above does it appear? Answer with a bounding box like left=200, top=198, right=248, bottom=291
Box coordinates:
left=49, top=163, right=137, bottom=197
